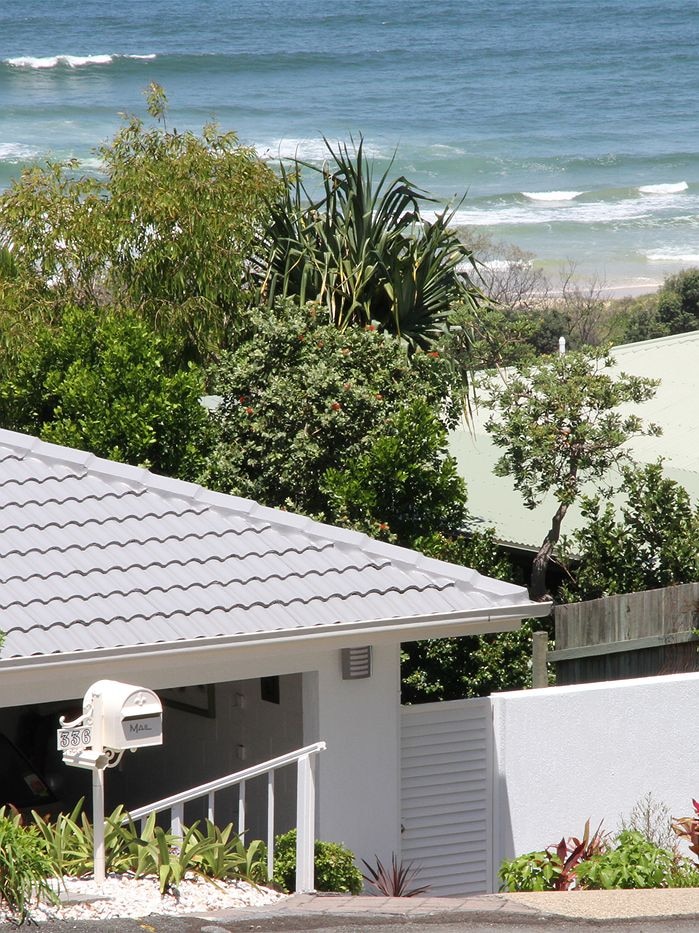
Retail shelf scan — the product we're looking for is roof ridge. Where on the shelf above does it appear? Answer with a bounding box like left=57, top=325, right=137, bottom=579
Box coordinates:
left=612, top=328, right=699, bottom=354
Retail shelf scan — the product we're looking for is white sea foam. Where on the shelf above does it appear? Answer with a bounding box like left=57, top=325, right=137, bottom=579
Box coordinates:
left=430, top=143, right=466, bottom=156
left=639, top=181, right=688, bottom=195
left=257, top=137, right=388, bottom=163
left=5, top=53, right=156, bottom=69
left=481, top=258, right=531, bottom=271
left=0, top=142, right=39, bottom=161
left=646, top=250, right=699, bottom=263
left=444, top=187, right=699, bottom=228
left=78, top=157, right=106, bottom=171
left=522, top=190, right=584, bottom=202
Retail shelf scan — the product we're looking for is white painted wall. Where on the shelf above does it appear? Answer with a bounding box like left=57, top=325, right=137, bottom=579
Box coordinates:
left=306, top=643, right=402, bottom=867
left=491, top=671, right=699, bottom=878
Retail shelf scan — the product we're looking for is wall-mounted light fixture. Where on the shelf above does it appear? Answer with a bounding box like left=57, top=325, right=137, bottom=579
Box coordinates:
left=341, top=646, right=372, bottom=680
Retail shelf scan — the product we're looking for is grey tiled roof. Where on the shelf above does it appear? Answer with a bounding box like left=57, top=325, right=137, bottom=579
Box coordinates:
left=0, top=430, right=541, bottom=661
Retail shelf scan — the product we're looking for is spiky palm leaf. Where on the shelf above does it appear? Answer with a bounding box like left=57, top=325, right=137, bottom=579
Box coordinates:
left=259, top=138, right=483, bottom=352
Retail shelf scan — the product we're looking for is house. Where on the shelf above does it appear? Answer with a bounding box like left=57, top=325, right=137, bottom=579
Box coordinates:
left=449, top=330, right=699, bottom=553
left=0, top=428, right=548, bottom=869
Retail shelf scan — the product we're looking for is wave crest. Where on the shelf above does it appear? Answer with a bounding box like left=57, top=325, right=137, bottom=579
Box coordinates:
left=257, top=137, right=389, bottom=163
left=639, top=181, right=688, bottom=195
left=522, top=190, right=584, bottom=202
left=4, top=53, right=156, bottom=70
left=646, top=250, right=699, bottom=263
left=0, top=143, right=39, bottom=162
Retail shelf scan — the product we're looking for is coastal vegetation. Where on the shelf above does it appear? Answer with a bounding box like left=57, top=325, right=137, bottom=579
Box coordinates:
left=0, top=86, right=696, bottom=699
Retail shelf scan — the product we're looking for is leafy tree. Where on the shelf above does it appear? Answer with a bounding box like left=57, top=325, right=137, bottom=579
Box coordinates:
left=322, top=400, right=467, bottom=543
left=400, top=530, right=549, bottom=701
left=0, top=305, right=211, bottom=479
left=0, top=84, right=280, bottom=361
left=483, top=347, right=660, bottom=599
left=614, top=269, right=699, bottom=344
left=260, top=139, right=484, bottom=353
left=202, top=300, right=461, bottom=520
left=656, top=268, right=699, bottom=335
left=561, top=462, right=699, bottom=601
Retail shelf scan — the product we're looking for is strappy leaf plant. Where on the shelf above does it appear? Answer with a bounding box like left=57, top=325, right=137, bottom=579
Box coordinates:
left=0, top=807, right=58, bottom=922
left=260, top=139, right=483, bottom=353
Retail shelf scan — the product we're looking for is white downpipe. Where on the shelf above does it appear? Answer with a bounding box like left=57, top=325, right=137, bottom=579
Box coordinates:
left=295, top=753, right=316, bottom=893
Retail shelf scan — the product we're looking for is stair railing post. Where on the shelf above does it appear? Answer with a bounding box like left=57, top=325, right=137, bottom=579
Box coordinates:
left=267, top=771, right=275, bottom=882
left=238, top=780, right=246, bottom=842
left=295, top=752, right=316, bottom=893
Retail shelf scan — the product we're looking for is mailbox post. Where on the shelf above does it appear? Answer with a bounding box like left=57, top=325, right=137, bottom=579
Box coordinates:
left=58, top=680, right=163, bottom=885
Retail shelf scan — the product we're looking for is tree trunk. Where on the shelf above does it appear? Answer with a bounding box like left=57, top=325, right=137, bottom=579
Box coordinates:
left=529, top=499, right=569, bottom=600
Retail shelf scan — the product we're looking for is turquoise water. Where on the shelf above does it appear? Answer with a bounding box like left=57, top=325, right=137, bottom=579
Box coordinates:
left=1, top=0, right=698, bottom=285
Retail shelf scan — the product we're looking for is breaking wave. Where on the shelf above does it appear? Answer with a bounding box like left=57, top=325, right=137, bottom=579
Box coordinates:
left=4, top=53, right=156, bottom=70
left=522, top=190, right=584, bottom=201
left=638, top=181, right=688, bottom=195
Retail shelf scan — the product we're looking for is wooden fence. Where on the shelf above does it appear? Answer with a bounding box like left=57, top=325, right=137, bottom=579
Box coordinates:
left=551, top=583, right=699, bottom=684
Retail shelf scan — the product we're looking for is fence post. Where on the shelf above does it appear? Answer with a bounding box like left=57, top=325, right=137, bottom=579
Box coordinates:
left=295, top=753, right=316, bottom=893
left=532, top=631, right=549, bottom=688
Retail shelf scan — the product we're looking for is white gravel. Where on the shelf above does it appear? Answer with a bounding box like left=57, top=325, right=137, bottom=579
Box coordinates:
left=3, top=874, right=286, bottom=924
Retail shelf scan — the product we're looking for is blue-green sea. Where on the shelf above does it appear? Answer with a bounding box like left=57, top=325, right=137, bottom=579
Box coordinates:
left=1, top=0, right=699, bottom=286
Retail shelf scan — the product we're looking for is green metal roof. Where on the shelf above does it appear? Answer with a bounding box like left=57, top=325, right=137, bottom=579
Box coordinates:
left=449, top=331, right=699, bottom=551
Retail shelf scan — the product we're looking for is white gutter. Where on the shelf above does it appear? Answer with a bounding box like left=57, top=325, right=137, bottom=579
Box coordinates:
left=0, top=602, right=551, bottom=674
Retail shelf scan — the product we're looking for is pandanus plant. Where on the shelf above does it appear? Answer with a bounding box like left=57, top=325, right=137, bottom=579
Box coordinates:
left=259, top=138, right=484, bottom=353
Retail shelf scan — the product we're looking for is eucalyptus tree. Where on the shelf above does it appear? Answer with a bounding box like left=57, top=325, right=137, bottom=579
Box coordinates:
left=0, top=84, right=280, bottom=363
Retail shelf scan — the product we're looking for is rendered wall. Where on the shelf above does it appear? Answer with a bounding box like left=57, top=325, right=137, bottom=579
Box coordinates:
left=306, top=642, right=402, bottom=867
left=491, top=671, right=699, bottom=875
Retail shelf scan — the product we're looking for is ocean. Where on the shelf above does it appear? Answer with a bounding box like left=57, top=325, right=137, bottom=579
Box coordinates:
left=1, top=0, right=698, bottom=288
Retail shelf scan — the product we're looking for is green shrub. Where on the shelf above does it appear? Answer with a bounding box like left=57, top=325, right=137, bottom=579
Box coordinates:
left=0, top=809, right=58, bottom=922
left=499, top=849, right=563, bottom=891
left=571, top=831, right=677, bottom=890
left=273, top=829, right=363, bottom=894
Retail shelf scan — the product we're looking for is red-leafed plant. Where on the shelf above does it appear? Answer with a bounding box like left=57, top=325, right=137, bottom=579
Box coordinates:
left=672, top=799, right=699, bottom=860
left=361, top=853, right=430, bottom=897
left=551, top=819, right=607, bottom=890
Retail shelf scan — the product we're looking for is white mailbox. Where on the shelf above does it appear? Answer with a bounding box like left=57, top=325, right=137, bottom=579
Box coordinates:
left=84, top=680, right=163, bottom=751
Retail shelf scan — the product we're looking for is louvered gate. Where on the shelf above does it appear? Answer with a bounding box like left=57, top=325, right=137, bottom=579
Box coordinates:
left=400, top=698, right=493, bottom=894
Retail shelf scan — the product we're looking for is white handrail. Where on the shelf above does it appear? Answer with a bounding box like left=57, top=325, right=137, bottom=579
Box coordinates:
left=123, top=741, right=326, bottom=892
left=127, top=741, right=325, bottom=819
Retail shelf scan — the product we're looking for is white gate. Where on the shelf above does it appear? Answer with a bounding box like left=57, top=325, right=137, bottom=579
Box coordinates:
left=400, top=698, right=493, bottom=895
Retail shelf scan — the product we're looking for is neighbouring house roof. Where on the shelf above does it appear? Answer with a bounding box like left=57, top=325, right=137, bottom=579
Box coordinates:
left=449, top=330, right=699, bottom=551
left=0, top=430, right=548, bottom=667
